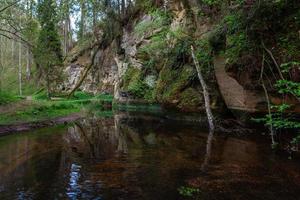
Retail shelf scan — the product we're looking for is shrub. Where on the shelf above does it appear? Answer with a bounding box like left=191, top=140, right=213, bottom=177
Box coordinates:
left=0, top=92, right=18, bottom=105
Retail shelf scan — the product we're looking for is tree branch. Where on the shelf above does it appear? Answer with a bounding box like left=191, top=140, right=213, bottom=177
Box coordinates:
left=0, top=0, right=21, bottom=13
left=0, top=28, right=33, bottom=47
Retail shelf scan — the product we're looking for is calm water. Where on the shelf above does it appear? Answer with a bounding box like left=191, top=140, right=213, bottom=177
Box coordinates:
left=0, top=112, right=300, bottom=200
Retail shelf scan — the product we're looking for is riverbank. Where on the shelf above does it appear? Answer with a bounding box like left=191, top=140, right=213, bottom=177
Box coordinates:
left=0, top=100, right=81, bottom=125
left=0, top=92, right=113, bottom=129
left=0, top=113, right=81, bottom=136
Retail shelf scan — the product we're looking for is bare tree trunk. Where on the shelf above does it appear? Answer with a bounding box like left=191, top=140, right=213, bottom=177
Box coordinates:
left=12, top=38, right=15, bottom=63
left=201, top=129, right=213, bottom=171
left=79, top=0, right=86, bottom=39
left=64, top=20, right=67, bottom=56
left=18, top=40, right=22, bottom=96
left=0, top=36, right=3, bottom=92
left=26, top=46, right=31, bottom=80
left=46, top=67, right=51, bottom=98
left=122, top=0, right=125, bottom=17
left=191, top=45, right=215, bottom=132
left=64, top=3, right=71, bottom=56
left=260, top=53, right=276, bottom=146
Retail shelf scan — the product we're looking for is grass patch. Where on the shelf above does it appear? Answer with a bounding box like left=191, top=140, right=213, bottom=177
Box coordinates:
left=0, top=100, right=81, bottom=125
left=72, top=91, right=94, bottom=100
left=0, top=92, right=114, bottom=125
left=0, top=91, right=19, bottom=105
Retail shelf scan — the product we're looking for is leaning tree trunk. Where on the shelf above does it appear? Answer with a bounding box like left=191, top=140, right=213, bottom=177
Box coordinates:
left=67, top=45, right=100, bottom=98
left=191, top=45, right=215, bottom=132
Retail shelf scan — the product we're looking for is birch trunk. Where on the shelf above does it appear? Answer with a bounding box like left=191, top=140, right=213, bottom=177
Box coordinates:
left=18, top=41, right=22, bottom=96
left=26, top=46, right=31, bottom=80
left=191, top=45, right=215, bottom=132
left=0, top=36, right=3, bottom=91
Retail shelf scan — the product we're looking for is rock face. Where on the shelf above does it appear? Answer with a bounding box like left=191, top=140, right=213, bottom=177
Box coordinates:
left=63, top=0, right=226, bottom=112
left=214, top=56, right=265, bottom=112
left=64, top=40, right=119, bottom=94
left=63, top=0, right=299, bottom=113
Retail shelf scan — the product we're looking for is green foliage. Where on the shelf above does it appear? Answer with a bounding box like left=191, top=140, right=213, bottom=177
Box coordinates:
left=34, top=0, right=63, bottom=96
left=128, top=78, right=149, bottom=98
left=155, top=64, right=199, bottom=109
left=280, top=62, right=300, bottom=73
left=275, top=80, right=300, bottom=97
left=32, top=89, right=48, bottom=100
left=254, top=61, right=300, bottom=149
left=0, top=100, right=80, bottom=125
left=134, top=9, right=170, bottom=37
left=72, top=91, right=94, bottom=100
left=139, top=32, right=168, bottom=58
left=195, top=39, right=214, bottom=77
left=0, top=92, right=18, bottom=105
left=167, top=37, right=192, bottom=69
left=209, top=12, right=250, bottom=64
left=291, top=135, right=300, bottom=146
left=36, top=0, right=63, bottom=65
left=22, top=18, right=40, bottom=47
left=178, top=186, right=200, bottom=197
left=225, top=32, right=248, bottom=64
left=178, top=88, right=203, bottom=111
left=201, top=0, right=221, bottom=6
left=135, top=9, right=171, bottom=63
left=224, top=14, right=243, bottom=34
left=122, top=67, right=152, bottom=99
left=94, top=94, right=114, bottom=101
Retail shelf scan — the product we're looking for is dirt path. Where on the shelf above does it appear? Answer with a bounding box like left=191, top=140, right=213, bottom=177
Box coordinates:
left=0, top=100, right=34, bottom=114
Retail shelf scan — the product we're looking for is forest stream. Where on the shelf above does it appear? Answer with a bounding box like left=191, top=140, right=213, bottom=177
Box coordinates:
left=0, top=111, right=300, bottom=200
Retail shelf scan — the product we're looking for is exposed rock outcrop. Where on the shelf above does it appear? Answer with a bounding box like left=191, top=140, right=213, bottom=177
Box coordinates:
left=63, top=0, right=300, bottom=114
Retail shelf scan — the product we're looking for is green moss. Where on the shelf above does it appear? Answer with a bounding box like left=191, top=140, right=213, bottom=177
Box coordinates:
left=134, top=9, right=171, bottom=37
left=155, top=64, right=197, bottom=104
left=122, top=67, right=152, bottom=99
left=178, top=88, right=202, bottom=111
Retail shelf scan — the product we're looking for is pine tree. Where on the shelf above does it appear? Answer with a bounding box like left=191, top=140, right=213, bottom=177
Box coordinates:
left=35, top=0, right=63, bottom=98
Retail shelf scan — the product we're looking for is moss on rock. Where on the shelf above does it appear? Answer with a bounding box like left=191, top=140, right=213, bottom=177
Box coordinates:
left=154, top=64, right=201, bottom=110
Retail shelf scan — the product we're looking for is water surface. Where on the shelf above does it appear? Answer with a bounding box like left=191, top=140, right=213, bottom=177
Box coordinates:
left=0, top=112, right=300, bottom=200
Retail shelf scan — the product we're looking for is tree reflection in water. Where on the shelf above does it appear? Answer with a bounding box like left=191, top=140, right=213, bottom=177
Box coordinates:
left=63, top=115, right=129, bottom=161
left=1, top=113, right=300, bottom=200
left=201, top=129, right=214, bottom=172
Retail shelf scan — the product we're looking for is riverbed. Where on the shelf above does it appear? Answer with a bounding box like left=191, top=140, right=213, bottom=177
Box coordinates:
left=0, top=112, right=300, bottom=200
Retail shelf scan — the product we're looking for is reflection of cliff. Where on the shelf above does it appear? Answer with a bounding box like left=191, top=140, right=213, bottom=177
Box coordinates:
left=63, top=115, right=128, bottom=160
left=2, top=114, right=300, bottom=200
left=187, top=136, right=300, bottom=199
